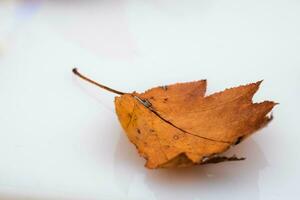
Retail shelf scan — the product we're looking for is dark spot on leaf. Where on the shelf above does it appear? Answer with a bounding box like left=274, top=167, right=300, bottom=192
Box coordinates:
left=165, top=145, right=170, bottom=148
left=150, top=96, right=155, bottom=100
left=161, top=85, right=168, bottom=90
left=163, top=98, right=168, bottom=102
left=235, top=136, right=243, bottom=145
left=150, top=129, right=155, bottom=132
left=137, top=129, right=141, bottom=134
left=132, top=117, right=137, bottom=122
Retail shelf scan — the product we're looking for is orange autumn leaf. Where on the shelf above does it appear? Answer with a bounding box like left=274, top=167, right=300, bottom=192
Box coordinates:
left=73, top=69, right=276, bottom=169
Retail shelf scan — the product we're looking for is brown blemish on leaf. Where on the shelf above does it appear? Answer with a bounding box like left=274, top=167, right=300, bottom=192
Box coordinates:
left=234, top=136, right=244, bottom=145
left=161, top=85, right=168, bottom=90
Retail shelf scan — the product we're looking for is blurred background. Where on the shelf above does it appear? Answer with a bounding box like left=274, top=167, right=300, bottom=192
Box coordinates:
left=0, top=0, right=299, bottom=199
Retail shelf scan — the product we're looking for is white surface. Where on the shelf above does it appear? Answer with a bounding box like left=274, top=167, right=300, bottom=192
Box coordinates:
left=0, top=0, right=299, bottom=199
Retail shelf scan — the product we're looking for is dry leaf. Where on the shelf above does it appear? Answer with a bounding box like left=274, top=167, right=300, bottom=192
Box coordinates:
left=73, top=69, right=276, bottom=169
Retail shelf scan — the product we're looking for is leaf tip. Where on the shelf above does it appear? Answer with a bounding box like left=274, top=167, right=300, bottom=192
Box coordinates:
left=256, top=79, right=264, bottom=86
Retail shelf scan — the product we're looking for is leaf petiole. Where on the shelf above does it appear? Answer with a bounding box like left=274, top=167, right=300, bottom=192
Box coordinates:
left=72, top=68, right=126, bottom=95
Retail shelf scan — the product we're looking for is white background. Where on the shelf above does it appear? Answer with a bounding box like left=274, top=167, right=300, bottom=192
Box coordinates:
left=0, top=0, right=299, bottom=199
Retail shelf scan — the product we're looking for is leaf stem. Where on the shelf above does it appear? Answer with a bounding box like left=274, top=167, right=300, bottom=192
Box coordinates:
left=72, top=68, right=126, bottom=95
